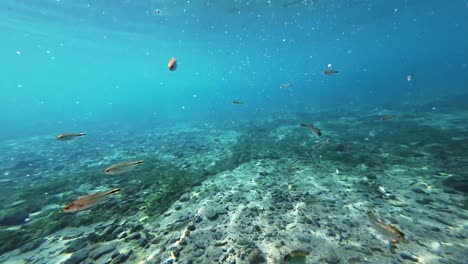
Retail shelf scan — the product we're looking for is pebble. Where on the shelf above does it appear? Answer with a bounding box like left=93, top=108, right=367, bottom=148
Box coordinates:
left=90, top=242, right=116, bottom=260
left=434, top=216, right=453, bottom=227
left=438, top=259, right=455, bottom=264
left=117, top=232, right=128, bottom=239
left=298, top=235, right=311, bottom=243
left=103, top=225, right=117, bottom=236
left=138, top=237, right=148, bottom=247
left=164, top=211, right=172, bottom=217
left=63, top=238, right=87, bottom=253
left=151, top=237, right=161, bottom=244
left=63, top=248, right=89, bottom=264
left=429, top=242, right=443, bottom=254
left=20, top=238, right=45, bottom=253
left=87, top=233, right=101, bottom=243
left=162, top=258, right=174, bottom=264
left=63, top=233, right=84, bottom=240
left=400, top=252, right=419, bottom=262
left=112, top=226, right=124, bottom=236
left=144, top=232, right=155, bottom=241
left=347, top=255, right=362, bottom=263
left=130, top=224, right=144, bottom=233
left=125, top=232, right=141, bottom=241
left=194, top=242, right=206, bottom=250
left=204, top=208, right=222, bottom=220
left=95, top=221, right=112, bottom=231
left=111, top=254, right=127, bottom=264
left=416, top=198, right=433, bottom=205
left=179, top=195, right=190, bottom=202
left=238, top=237, right=249, bottom=245
left=219, top=253, right=229, bottom=262
left=178, top=239, right=187, bottom=246
left=411, top=188, right=426, bottom=194
left=247, top=248, right=266, bottom=264
left=214, top=240, right=228, bottom=247
left=111, top=251, right=120, bottom=258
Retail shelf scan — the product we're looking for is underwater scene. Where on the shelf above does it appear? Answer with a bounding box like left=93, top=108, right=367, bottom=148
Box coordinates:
left=1, top=0, right=467, bottom=263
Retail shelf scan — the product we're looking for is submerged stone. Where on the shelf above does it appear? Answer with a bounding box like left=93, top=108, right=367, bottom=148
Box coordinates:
left=63, top=238, right=87, bottom=253
left=0, top=211, right=29, bottom=226
left=20, top=238, right=45, bottom=253
left=400, top=252, right=419, bottom=262
left=411, top=188, right=426, bottom=194
left=63, top=248, right=89, bottom=264
left=63, top=233, right=83, bottom=240
left=442, top=175, right=468, bottom=194
left=416, top=198, right=433, bottom=205
left=204, top=207, right=225, bottom=220
left=112, top=250, right=132, bottom=264
left=284, top=250, right=308, bottom=264
left=248, top=248, right=266, bottom=264
left=90, top=242, right=117, bottom=260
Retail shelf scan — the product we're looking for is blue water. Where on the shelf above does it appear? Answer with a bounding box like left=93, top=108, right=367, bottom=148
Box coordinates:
left=1, top=1, right=468, bottom=263
left=1, top=0, right=467, bottom=139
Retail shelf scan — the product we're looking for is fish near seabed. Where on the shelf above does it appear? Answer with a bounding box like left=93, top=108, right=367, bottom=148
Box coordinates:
left=168, top=57, right=177, bottom=71
left=232, top=100, right=243, bottom=104
left=56, top=132, right=86, bottom=141
left=380, top=115, right=396, bottom=121
left=104, top=160, right=144, bottom=175
left=63, top=188, right=120, bottom=213
left=301, top=124, right=322, bottom=136
left=368, top=211, right=406, bottom=242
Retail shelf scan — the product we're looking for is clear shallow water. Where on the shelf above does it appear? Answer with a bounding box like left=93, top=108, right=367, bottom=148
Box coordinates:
left=1, top=0, right=467, bottom=139
left=0, top=1, right=467, bottom=264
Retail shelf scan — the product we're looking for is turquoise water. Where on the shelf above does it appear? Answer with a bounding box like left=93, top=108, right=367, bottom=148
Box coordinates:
left=2, top=0, right=467, bottom=139
left=0, top=1, right=467, bottom=263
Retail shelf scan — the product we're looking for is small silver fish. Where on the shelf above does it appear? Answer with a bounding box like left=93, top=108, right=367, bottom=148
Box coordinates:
left=301, top=124, right=322, bottom=136
left=324, top=68, right=340, bottom=75
left=63, top=188, right=120, bottom=213
left=407, top=74, right=413, bottom=82
left=104, top=160, right=144, bottom=175
left=368, top=211, right=406, bottom=242
left=380, top=115, right=396, bottom=121
left=57, top=133, right=86, bottom=141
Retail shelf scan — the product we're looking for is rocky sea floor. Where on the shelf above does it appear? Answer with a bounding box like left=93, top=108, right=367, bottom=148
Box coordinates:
left=0, top=102, right=467, bottom=264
